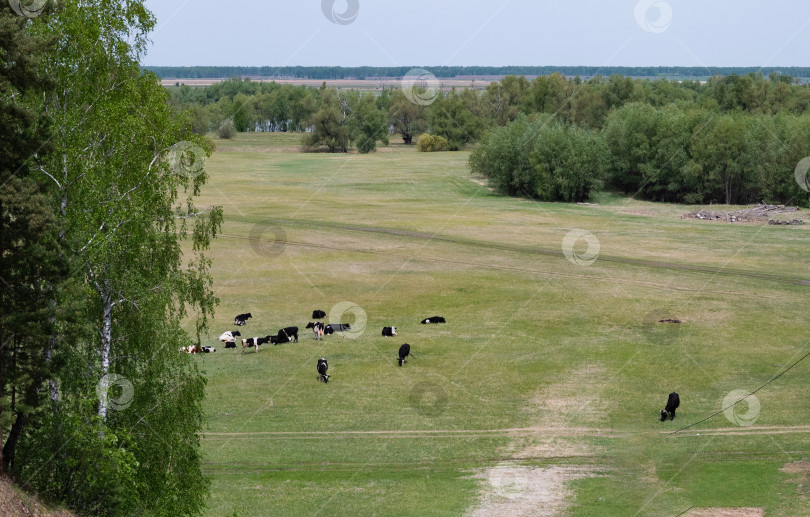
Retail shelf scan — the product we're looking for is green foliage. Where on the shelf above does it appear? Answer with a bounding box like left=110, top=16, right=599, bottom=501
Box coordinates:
left=470, top=116, right=607, bottom=201
left=232, top=92, right=250, bottom=132
left=303, top=87, right=349, bottom=152
left=429, top=90, right=484, bottom=150
left=2, top=1, right=223, bottom=514
left=351, top=93, right=389, bottom=153
left=389, top=89, right=427, bottom=145
left=416, top=133, right=449, bottom=152
left=603, top=103, right=810, bottom=205
left=16, top=412, right=139, bottom=516
left=0, top=1, right=70, bottom=475
left=218, top=118, right=235, bottom=139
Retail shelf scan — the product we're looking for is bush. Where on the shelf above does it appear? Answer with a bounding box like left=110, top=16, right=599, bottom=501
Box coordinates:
left=470, top=116, right=607, bottom=202
left=416, top=133, right=449, bottom=152
left=218, top=119, right=235, bottom=139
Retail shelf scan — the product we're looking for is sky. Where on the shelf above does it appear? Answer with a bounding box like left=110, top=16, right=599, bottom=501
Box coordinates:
left=142, top=1, right=810, bottom=68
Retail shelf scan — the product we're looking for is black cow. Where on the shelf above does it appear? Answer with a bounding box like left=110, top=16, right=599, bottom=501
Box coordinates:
left=234, top=313, right=252, bottom=326
left=312, top=310, right=327, bottom=319
left=278, top=326, right=299, bottom=343
left=224, top=342, right=237, bottom=349
left=325, top=323, right=351, bottom=335
left=661, top=392, right=680, bottom=421
left=398, top=343, right=411, bottom=367
left=306, top=321, right=325, bottom=340
left=382, top=326, right=397, bottom=337
left=421, top=316, right=446, bottom=324
left=242, top=335, right=272, bottom=355
left=317, top=358, right=329, bottom=383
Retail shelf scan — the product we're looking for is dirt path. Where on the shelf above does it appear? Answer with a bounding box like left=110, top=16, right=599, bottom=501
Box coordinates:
left=666, top=424, right=810, bottom=438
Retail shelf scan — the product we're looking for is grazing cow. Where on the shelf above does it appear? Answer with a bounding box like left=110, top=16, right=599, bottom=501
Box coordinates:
left=201, top=346, right=216, bottom=353
left=312, top=310, right=327, bottom=319
left=661, top=392, right=680, bottom=421
left=278, top=326, right=299, bottom=343
left=317, top=358, right=329, bottom=383
left=306, top=321, right=325, bottom=340
left=218, top=330, right=242, bottom=343
left=382, top=326, right=397, bottom=337
left=421, top=316, right=446, bottom=324
left=242, top=335, right=272, bottom=355
left=234, top=313, right=252, bottom=326
left=398, top=343, right=411, bottom=367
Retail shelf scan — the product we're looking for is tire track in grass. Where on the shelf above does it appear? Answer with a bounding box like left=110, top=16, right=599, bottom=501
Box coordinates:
left=219, top=218, right=810, bottom=287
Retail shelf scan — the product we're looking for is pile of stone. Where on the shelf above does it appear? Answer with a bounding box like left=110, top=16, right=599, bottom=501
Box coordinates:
left=682, top=204, right=803, bottom=224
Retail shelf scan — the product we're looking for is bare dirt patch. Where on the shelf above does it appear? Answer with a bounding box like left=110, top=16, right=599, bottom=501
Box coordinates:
left=780, top=460, right=810, bottom=474
left=683, top=508, right=764, bottom=517
left=465, top=365, right=606, bottom=515
left=0, top=475, right=73, bottom=517
left=620, top=209, right=657, bottom=217
left=528, top=364, right=606, bottom=428
left=469, top=177, right=494, bottom=191
left=467, top=465, right=593, bottom=517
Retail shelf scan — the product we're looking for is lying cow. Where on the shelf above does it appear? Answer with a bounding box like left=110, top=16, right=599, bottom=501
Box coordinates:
left=306, top=321, right=325, bottom=340
left=201, top=346, right=216, bottom=353
left=398, top=343, right=411, bottom=367
left=382, top=326, right=397, bottom=337
left=421, top=316, right=446, bottom=324
left=234, top=313, right=252, bottom=326
left=277, top=326, right=299, bottom=343
left=242, top=335, right=272, bottom=355
left=312, top=309, right=327, bottom=319
left=661, top=392, right=680, bottom=421
left=180, top=345, right=201, bottom=354
left=218, top=330, right=242, bottom=343
left=317, top=358, right=329, bottom=383
left=325, top=323, right=351, bottom=334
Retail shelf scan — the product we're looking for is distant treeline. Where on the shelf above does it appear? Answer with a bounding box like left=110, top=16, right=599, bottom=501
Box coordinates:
left=145, top=65, right=810, bottom=81
left=166, top=73, right=810, bottom=206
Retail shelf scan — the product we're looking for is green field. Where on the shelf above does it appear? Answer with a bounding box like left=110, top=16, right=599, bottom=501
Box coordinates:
left=188, top=133, right=810, bottom=516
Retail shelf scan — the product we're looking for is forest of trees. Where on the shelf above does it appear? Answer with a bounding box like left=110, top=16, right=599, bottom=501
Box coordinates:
left=145, top=65, right=810, bottom=81
left=1, top=2, right=220, bottom=515
left=168, top=71, right=810, bottom=206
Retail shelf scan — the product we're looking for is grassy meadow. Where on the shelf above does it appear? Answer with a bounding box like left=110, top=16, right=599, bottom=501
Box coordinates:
left=186, top=132, right=810, bottom=516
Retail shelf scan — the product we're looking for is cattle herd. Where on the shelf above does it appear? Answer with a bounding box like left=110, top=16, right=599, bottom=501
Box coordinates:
left=187, top=309, right=682, bottom=419
left=183, top=309, right=446, bottom=382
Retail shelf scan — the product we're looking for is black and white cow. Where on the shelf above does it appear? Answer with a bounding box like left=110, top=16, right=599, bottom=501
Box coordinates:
left=306, top=321, right=325, bottom=340
left=382, top=326, right=397, bottom=337
left=242, top=335, right=272, bottom=355
left=421, top=316, right=446, bottom=324
left=317, top=358, right=329, bottom=383
left=218, top=330, right=242, bottom=344
left=201, top=346, right=216, bottom=353
left=398, top=343, right=411, bottom=367
left=661, top=392, right=680, bottom=421
left=312, top=309, right=327, bottom=319
left=234, top=313, right=252, bottom=326
left=277, top=326, right=298, bottom=343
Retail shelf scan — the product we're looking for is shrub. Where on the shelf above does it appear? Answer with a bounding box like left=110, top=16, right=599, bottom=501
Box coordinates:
left=218, top=119, right=235, bottom=139
left=470, top=116, right=607, bottom=202
left=416, top=133, right=449, bottom=152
